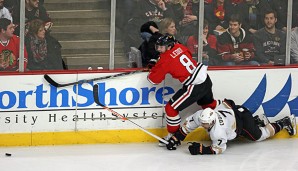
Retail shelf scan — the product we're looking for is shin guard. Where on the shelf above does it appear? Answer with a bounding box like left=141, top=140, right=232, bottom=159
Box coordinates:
left=165, top=103, right=181, bottom=133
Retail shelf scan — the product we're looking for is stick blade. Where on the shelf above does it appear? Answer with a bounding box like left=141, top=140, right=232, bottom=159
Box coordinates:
left=44, top=74, right=60, bottom=87
left=93, top=84, right=104, bottom=107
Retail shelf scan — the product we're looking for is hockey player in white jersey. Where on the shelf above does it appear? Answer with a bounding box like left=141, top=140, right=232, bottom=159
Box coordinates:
left=165, top=99, right=297, bottom=155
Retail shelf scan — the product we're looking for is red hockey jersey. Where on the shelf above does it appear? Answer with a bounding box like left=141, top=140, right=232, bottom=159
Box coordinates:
left=0, top=35, right=28, bottom=71
left=148, top=43, right=208, bottom=85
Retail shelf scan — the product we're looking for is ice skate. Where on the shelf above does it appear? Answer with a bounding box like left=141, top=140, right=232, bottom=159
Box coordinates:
left=281, top=114, right=296, bottom=136
left=158, top=133, right=172, bottom=147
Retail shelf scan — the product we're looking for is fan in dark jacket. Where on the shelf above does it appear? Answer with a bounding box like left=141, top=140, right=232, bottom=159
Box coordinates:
left=139, top=21, right=163, bottom=67
left=25, top=19, right=65, bottom=70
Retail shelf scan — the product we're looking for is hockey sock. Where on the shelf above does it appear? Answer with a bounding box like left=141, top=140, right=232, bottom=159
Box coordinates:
left=270, top=123, right=282, bottom=134
left=201, top=100, right=217, bottom=109
left=165, top=103, right=180, bottom=133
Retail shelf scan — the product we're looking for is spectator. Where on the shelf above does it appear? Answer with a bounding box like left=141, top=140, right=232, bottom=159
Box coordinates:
left=255, top=0, right=298, bottom=30
left=159, top=17, right=177, bottom=36
left=8, top=0, right=52, bottom=36
left=186, top=19, right=222, bottom=65
left=4, top=0, right=19, bottom=27
left=0, top=18, right=28, bottom=71
left=243, top=0, right=259, bottom=33
left=139, top=18, right=178, bottom=67
left=25, top=19, right=65, bottom=70
left=139, top=21, right=163, bottom=67
left=217, top=14, right=259, bottom=66
left=124, top=0, right=175, bottom=52
left=205, top=0, right=250, bottom=35
left=206, top=0, right=257, bottom=35
left=25, top=0, right=51, bottom=23
left=255, top=0, right=273, bottom=29
left=169, top=0, right=200, bottom=43
left=204, top=0, right=230, bottom=35
left=253, top=10, right=286, bottom=65
left=0, top=0, right=13, bottom=21
left=291, top=27, right=298, bottom=64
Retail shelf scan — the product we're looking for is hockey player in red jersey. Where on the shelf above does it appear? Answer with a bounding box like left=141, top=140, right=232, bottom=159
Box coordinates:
left=165, top=99, right=297, bottom=153
left=147, top=34, right=219, bottom=146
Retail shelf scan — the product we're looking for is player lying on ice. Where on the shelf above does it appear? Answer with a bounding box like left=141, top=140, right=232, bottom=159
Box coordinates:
left=164, top=99, right=297, bottom=155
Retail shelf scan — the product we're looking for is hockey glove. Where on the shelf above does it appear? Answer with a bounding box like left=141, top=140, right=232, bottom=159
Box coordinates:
left=166, top=128, right=187, bottom=150
left=147, top=59, right=158, bottom=69
left=188, top=142, right=215, bottom=155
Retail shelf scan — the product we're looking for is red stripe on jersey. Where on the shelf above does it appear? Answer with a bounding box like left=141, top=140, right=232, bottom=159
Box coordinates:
left=242, top=128, right=257, bottom=141
left=172, top=85, right=194, bottom=109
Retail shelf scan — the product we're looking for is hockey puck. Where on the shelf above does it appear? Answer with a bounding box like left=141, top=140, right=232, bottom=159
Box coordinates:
left=5, top=153, right=11, bottom=157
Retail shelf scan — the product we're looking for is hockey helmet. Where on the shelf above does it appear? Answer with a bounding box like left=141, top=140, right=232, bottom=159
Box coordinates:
left=155, top=34, right=176, bottom=50
left=198, top=108, right=216, bottom=124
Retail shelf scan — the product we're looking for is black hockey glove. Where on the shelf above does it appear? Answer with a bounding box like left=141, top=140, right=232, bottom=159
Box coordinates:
left=166, top=128, right=187, bottom=150
left=188, top=142, right=215, bottom=155
left=147, top=59, right=158, bottom=69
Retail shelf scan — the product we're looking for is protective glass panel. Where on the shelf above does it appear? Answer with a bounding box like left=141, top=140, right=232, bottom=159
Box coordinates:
left=115, top=0, right=296, bottom=68
left=1, top=0, right=297, bottom=73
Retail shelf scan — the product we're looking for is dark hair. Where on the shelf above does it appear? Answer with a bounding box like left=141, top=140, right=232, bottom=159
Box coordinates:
left=264, top=9, right=277, bottom=19
left=140, top=21, right=158, bottom=34
left=0, top=18, right=12, bottom=31
left=203, top=19, right=209, bottom=28
left=28, top=19, right=45, bottom=35
left=229, top=14, right=242, bottom=24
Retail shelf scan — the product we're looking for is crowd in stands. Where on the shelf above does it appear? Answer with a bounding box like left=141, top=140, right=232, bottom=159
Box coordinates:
left=0, top=0, right=298, bottom=71
left=119, top=0, right=298, bottom=67
left=0, top=0, right=65, bottom=72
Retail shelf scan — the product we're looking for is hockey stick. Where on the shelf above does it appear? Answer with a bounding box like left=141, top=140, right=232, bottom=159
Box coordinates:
left=44, top=70, right=144, bottom=88
left=93, top=84, right=168, bottom=144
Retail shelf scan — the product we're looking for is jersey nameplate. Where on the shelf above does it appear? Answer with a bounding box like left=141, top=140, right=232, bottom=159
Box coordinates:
left=170, top=47, right=183, bottom=58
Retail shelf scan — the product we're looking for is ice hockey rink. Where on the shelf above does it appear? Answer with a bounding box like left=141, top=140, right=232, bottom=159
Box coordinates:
left=1, top=138, right=298, bottom=171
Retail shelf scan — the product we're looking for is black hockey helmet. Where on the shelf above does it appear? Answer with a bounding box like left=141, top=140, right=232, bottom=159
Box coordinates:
left=155, top=34, right=176, bottom=49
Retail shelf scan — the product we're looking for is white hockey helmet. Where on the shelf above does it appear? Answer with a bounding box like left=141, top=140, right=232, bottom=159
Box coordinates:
left=198, top=108, right=216, bottom=124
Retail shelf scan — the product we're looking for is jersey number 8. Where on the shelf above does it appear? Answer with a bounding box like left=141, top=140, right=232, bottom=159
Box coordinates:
left=179, top=55, right=196, bottom=74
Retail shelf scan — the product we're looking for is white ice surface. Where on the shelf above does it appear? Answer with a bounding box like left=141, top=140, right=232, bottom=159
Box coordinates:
left=1, top=139, right=298, bottom=171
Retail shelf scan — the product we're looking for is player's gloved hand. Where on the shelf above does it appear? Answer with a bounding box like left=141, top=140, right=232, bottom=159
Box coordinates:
left=188, top=142, right=215, bottom=155
left=147, top=59, right=158, bottom=69
left=188, top=142, right=202, bottom=155
left=166, top=128, right=187, bottom=150
left=166, top=135, right=181, bottom=150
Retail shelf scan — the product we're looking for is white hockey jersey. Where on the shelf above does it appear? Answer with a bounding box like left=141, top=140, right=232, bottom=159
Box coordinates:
left=181, top=102, right=237, bottom=154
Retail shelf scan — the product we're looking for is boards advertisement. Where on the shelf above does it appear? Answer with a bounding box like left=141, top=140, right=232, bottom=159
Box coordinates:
left=0, top=68, right=297, bottom=145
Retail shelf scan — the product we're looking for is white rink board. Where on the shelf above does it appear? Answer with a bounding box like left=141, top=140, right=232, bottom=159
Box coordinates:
left=0, top=68, right=297, bottom=133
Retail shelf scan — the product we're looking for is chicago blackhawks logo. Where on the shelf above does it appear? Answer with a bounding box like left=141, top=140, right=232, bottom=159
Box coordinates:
left=0, top=49, right=16, bottom=70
